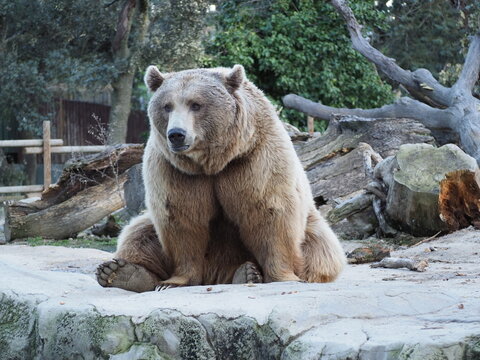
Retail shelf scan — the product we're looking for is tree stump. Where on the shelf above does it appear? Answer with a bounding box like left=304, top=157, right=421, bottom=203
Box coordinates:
left=439, top=169, right=480, bottom=231
left=384, top=144, right=478, bottom=236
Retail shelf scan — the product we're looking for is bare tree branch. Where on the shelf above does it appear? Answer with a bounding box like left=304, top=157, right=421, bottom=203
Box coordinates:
left=282, top=94, right=452, bottom=129
left=330, top=0, right=450, bottom=107
left=454, top=32, right=480, bottom=91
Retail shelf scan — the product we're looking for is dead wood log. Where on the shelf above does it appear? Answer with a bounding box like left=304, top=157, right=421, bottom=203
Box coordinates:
left=439, top=169, right=480, bottom=231
left=297, top=115, right=434, bottom=239
left=327, top=192, right=375, bottom=224
left=370, top=257, right=429, bottom=272
left=297, top=115, right=435, bottom=205
left=5, top=175, right=127, bottom=240
left=4, top=144, right=143, bottom=241
left=37, top=144, right=144, bottom=209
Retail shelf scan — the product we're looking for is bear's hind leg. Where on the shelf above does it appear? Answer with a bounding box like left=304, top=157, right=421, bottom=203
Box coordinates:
left=96, top=213, right=172, bottom=292
left=301, top=209, right=346, bottom=283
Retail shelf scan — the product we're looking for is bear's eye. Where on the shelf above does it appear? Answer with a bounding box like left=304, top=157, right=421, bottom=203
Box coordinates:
left=190, top=103, right=201, bottom=112
left=164, top=104, right=173, bottom=112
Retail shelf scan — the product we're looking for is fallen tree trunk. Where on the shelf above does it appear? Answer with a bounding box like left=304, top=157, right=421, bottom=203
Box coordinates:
left=38, top=143, right=144, bottom=209
left=294, top=115, right=435, bottom=239
left=4, top=144, right=143, bottom=241
left=5, top=176, right=127, bottom=240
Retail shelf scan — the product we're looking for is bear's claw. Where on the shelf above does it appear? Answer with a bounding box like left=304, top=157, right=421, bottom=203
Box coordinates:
left=232, top=261, right=263, bottom=284
left=154, top=282, right=185, bottom=291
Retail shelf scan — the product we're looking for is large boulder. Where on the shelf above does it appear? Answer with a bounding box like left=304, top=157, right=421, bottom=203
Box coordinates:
left=383, top=143, right=478, bottom=236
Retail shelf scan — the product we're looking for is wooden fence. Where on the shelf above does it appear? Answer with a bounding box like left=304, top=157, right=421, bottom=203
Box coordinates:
left=0, top=121, right=108, bottom=197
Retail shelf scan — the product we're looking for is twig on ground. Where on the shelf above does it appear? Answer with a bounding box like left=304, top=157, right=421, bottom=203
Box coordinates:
left=412, top=231, right=442, bottom=247
left=370, top=257, right=429, bottom=272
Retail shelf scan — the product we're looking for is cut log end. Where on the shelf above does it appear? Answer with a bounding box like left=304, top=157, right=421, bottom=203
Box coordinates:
left=439, top=169, right=480, bottom=231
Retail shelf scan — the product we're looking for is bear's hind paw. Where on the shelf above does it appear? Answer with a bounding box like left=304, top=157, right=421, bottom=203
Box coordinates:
left=232, top=261, right=263, bottom=284
left=95, top=258, right=158, bottom=293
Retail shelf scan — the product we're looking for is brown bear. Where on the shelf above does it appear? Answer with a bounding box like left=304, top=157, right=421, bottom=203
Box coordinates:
left=96, top=65, right=346, bottom=292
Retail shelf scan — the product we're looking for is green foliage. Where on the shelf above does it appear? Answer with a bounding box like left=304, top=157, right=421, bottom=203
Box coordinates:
left=204, top=0, right=394, bottom=128
left=375, top=0, right=480, bottom=78
left=0, top=0, right=208, bottom=136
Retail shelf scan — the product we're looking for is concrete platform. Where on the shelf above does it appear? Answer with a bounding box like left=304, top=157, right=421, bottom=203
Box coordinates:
left=0, top=228, right=479, bottom=359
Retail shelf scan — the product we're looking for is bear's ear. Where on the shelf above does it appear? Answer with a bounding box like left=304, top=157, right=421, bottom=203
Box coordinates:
left=144, top=65, right=164, bottom=92
left=225, top=64, right=245, bottom=93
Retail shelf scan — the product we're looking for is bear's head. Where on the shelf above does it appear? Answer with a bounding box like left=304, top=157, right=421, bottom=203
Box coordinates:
left=144, top=65, right=255, bottom=175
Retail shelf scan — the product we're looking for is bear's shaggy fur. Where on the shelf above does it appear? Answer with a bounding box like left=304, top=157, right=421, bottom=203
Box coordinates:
left=96, top=65, right=346, bottom=291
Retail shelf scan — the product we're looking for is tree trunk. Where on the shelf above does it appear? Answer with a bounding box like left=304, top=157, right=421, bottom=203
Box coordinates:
left=108, top=70, right=135, bottom=144
left=283, top=0, right=480, bottom=164
left=107, top=0, right=149, bottom=145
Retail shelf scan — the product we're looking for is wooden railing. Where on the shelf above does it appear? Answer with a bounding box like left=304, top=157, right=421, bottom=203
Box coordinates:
left=0, top=121, right=108, bottom=196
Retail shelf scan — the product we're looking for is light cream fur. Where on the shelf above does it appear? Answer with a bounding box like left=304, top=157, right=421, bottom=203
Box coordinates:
left=115, top=65, right=346, bottom=287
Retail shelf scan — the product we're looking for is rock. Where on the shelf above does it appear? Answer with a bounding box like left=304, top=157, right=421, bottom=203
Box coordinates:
left=384, top=144, right=478, bottom=236
left=91, top=215, right=122, bottom=237
left=1, top=228, right=479, bottom=359
left=124, top=163, right=145, bottom=216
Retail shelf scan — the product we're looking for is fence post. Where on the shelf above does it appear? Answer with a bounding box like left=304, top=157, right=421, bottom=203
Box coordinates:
left=43, top=121, right=51, bottom=190
left=307, top=116, right=314, bottom=135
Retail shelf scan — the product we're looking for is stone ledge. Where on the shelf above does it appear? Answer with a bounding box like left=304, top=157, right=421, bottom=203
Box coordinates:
left=1, top=229, right=479, bottom=359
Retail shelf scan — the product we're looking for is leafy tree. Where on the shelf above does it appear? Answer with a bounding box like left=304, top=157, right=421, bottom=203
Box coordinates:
left=205, top=0, right=394, bottom=128
left=374, top=0, right=480, bottom=79
left=0, top=0, right=209, bottom=142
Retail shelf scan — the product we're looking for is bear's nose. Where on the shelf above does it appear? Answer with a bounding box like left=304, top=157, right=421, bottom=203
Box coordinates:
left=167, top=128, right=186, bottom=146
